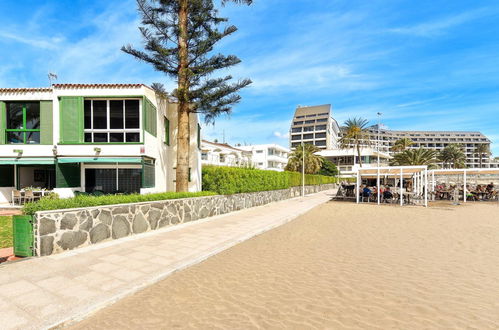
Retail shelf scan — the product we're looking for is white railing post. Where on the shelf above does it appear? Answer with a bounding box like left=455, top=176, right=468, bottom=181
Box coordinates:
left=400, top=168, right=403, bottom=206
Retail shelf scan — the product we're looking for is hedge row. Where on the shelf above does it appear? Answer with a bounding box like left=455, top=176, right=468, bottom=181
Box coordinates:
left=23, top=191, right=216, bottom=215
left=202, top=166, right=337, bottom=195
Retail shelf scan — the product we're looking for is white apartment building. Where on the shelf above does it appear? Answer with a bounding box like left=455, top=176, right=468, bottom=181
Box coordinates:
left=0, top=83, right=202, bottom=203
left=200, top=140, right=253, bottom=167
left=289, top=104, right=340, bottom=150
left=346, top=125, right=496, bottom=168
left=239, top=144, right=289, bottom=171
left=317, top=148, right=392, bottom=178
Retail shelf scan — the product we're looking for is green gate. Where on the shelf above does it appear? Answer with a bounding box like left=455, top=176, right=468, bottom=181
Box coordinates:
left=13, top=215, right=34, bottom=257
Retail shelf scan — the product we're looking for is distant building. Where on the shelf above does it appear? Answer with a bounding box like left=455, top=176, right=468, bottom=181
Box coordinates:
left=201, top=140, right=252, bottom=167
left=342, top=125, right=496, bottom=168
left=317, top=148, right=391, bottom=178
left=239, top=144, right=289, bottom=171
left=289, top=104, right=340, bottom=150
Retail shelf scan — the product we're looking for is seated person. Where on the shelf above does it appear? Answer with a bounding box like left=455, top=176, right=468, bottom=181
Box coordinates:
left=383, top=187, right=393, bottom=202
left=362, top=186, right=372, bottom=198
left=486, top=182, right=494, bottom=192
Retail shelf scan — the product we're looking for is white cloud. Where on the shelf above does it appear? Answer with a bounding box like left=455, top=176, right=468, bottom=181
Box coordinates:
left=273, top=131, right=289, bottom=139
left=387, top=8, right=493, bottom=37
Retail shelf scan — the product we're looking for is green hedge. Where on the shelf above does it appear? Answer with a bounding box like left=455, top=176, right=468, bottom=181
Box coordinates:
left=23, top=191, right=216, bottom=215
left=202, top=166, right=337, bottom=195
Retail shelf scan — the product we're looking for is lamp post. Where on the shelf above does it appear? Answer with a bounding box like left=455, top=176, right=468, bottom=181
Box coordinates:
left=377, top=112, right=382, bottom=167
left=302, top=141, right=305, bottom=197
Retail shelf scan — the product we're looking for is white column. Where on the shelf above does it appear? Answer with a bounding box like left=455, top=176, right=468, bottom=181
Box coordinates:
left=463, top=170, right=467, bottom=203
left=432, top=171, right=435, bottom=201
left=400, top=168, right=403, bottom=206
left=377, top=168, right=380, bottom=205
left=424, top=169, right=428, bottom=207
left=356, top=171, right=360, bottom=204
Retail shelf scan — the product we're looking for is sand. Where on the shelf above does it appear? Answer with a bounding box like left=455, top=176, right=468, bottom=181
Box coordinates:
left=71, top=201, right=499, bottom=329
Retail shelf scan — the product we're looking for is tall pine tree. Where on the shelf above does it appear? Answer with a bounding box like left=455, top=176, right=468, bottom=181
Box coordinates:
left=123, top=0, right=252, bottom=192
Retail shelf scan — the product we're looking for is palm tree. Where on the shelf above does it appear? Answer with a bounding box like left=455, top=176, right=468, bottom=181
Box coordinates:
left=475, top=144, right=490, bottom=168
left=285, top=144, right=324, bottom=174
left=338, top=117, right=370, bottom=167
left=390, top=148, right=438, bottom=168
left=391, top=138, right=413, bottom=152
left=439, top=144, right=466, bottom=169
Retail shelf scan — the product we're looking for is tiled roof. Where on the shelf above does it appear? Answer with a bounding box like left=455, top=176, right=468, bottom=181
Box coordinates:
left=0, top=87, right=52, bottom=93
left=52, top=83, right=145, bottom=89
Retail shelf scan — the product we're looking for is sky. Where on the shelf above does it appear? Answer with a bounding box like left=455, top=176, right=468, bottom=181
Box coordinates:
left=1, top=0, right=498, bottom=154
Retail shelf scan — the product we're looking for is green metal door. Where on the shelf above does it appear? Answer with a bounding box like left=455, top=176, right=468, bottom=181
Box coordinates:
left=13, top=215, right=34, bottom=257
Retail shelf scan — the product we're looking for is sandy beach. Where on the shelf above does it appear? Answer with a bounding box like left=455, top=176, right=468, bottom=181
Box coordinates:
left=71, top=201, right=499, bottom=329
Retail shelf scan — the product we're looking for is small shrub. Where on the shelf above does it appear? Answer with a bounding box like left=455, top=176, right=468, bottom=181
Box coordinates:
left=23, top=191, right=216, bottom=215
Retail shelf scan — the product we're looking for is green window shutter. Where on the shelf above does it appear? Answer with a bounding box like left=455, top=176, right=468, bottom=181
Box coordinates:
left=13, top=215, right=34, bottom=257
left=142, top=162, right=155, bottom=188
left=0, top=165, right=14, bottom=187
left=59, top=96, right=83, bottom=144
left=40, top=101, right=53, bottom=145
left=143, top=97, right=157, bottom=137
left=164, top=117, right=170, bottom=145
left=56, top=162, right=81, bottom=188
left=0, top=101, right=5, bottom=144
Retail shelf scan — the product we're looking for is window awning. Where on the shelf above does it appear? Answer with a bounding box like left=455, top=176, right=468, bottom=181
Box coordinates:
left=0, top=158, right=55, bottom=165
left=57, top=157, right=143, bottom=164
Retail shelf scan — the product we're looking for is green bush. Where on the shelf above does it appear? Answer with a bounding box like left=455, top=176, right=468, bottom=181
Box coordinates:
left=23, top=191, right=216, bottom=215
left=202, top=166, right=337, bottom=195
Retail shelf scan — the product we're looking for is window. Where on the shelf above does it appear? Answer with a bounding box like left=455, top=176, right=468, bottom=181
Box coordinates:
left=303, top=126, right=314, bottom=132
left=315, top=132, right=326, bottom=139
left=315, top=125, right=327, bottom=130
left=293, top=121, right=303, bottom=125
left=85, top=168, right=141, bottom=194
left=164, top=117, right=170, bottom=145
left=316, top=118, right=327, bottom=122
left=84, top=99, right=140, bottom=143
left=305, top=120, right=315, bottom=124
left=220, top=154, right=225, bottom=163
left=303, top=133, right=313, bottom=139
left=201, top=152, right=208, bottom=160
left=315, top=140, right=326, bottom=146
left=291, top=135, right=301, bottom=141
left=6, top=102, right=40, bottom=144
left=256, top=150, right=263, bottom=153
left=291, top=127, right=301, bottom=133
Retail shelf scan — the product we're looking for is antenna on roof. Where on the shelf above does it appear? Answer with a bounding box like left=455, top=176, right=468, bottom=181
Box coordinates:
left=48, top=72, right=58, bottom=86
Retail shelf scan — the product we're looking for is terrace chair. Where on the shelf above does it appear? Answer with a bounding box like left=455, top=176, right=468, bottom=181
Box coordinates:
left=12, top=189, right=22, bottom=206
left=24, top=191, right=35, bottom=204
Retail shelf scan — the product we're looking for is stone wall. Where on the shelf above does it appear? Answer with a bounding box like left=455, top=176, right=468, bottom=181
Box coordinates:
left=34, top=184, right=335, bottom=256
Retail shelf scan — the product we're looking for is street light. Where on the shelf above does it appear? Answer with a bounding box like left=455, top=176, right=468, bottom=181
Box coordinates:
left=301, top=141, right=305, bottom=197
left=377, top=112, right=383, bottom=167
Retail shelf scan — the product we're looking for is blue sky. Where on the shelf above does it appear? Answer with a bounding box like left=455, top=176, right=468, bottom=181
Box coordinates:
left=1, top=0, right=498, bottom=154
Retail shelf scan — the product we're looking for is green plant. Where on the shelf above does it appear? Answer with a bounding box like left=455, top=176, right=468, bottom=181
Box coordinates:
left=202, top=166, right=336, bottom=195
left=338, top=117, right=370, bottom=167
left=0, top=216, right=12, bottom=249
left=23, top=191, right=216, bottom=215
left=390, top=148, right=438, bottom=168
left=285, top=144, right=324, bottom=174
left=318, top=159, right=339, bottom=176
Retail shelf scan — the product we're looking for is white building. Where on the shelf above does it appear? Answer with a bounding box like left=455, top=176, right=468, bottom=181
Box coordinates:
left=0, top=83, right=202, bottom=203
left=239, top=144, right=289, bottom=171
left=317, top=148, right=391, bottom=178
left=200, top=140, right=253, bottom=167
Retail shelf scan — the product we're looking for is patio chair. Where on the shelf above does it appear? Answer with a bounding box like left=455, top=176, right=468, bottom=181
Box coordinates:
left=12, top=189, right=22, bottom=206
left=24, top=191, right=35, bottom=204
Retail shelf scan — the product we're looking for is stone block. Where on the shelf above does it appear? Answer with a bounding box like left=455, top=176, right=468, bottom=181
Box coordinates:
left=112, top=206, right=129, bottom=216
left=60, top=213, right=77, bottom=230
left=38, top=217, right=56, bottom=236
left=39, top=236, right=54, bottom=256
left=57, top=231, right=88, bottom=250
left=98, top=210, right=112, bottom=225
left=148, top=209, right=161, bottom=229
left=112, top=216, right=130, bottom=239
left=89, top=223, right=111, bottom=244
left=132, top=213, right=148, bottom=234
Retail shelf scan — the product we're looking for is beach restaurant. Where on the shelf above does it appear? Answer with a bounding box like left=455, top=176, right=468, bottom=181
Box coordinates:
left=355, top=165, right=429, bottom=207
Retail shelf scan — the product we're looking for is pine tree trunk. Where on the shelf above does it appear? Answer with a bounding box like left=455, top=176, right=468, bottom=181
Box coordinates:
left=176, top=0, right=190, bottom=192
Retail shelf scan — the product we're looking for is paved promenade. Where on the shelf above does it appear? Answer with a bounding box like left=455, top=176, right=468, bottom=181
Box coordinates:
left=0, top=190, right=334, bottom=330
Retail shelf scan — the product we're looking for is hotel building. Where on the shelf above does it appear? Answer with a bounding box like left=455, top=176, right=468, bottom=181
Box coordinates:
left=239, top=144, right=289, bottom=171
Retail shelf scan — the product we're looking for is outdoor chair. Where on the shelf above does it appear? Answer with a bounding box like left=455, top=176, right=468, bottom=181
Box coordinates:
left=12, top=189, right=22, bottom=206
left=24, top=191, right=35, bottom=204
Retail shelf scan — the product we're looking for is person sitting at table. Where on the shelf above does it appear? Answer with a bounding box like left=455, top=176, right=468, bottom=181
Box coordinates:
left=383, top=187, right=393, bottom=203
left=362, top=186, right=372, bottom=201
left=486, top=182, right=494, bottom=192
